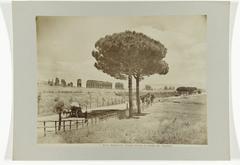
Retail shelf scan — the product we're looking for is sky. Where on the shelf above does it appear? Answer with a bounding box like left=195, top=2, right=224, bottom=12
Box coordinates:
left=37, top=16, right=207, bottom=89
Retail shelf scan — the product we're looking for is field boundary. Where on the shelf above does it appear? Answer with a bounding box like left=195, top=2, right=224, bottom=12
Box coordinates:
left=37, top=112, right=120, bottom=136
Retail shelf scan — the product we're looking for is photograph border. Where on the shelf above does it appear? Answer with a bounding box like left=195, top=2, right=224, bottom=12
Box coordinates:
left=12, top=1, right=230, bottom=160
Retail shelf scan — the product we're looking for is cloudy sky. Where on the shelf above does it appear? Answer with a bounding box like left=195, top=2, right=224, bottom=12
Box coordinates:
left=37, top=16, right=207, bottom=89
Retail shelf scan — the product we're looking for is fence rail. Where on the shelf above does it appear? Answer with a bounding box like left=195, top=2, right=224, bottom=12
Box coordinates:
left=38, top=112, right=120, bottom=136
left=38, top=102, right=153, bottom=137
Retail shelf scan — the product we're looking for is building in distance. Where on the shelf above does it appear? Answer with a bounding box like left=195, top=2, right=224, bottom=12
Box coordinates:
left=86, top=80, right=112, bottom=89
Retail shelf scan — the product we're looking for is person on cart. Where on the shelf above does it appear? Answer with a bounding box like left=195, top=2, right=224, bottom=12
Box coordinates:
left=70, top=102, right=82, bottom=118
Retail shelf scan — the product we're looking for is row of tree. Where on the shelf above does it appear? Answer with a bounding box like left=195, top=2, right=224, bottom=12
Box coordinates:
left=176, top=86, right=200, bottom=95
left=144, top=85, right=176, bottom=91
left=145, top=85, right=153, bottom=90
left=92, top=30, right=169, bottom=117
left=164, top=86, right=175, bottom=90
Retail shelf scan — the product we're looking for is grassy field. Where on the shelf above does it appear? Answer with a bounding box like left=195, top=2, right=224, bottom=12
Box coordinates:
left=38, top=84, right=176, bottom=116
left=38, top=94, right=207, bottom=145
left=38, top=84, right=127, bottom=116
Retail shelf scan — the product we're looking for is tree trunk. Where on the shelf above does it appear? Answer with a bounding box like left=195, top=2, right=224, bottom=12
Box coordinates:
left=58, top=112, right=62, bottom=131
left=128, top=75, right=133, bottom=117
left=136, top=75, right=141, bottom=114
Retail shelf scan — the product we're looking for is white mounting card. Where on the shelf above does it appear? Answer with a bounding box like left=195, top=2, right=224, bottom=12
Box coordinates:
left=12, top=1, right=230, bottom=160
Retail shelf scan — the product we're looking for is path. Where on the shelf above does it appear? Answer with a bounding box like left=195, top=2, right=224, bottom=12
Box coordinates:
left=38, top=102, right=128, bottom=121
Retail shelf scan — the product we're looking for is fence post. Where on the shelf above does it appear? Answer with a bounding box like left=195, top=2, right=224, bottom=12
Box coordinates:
left=55, top=121, right=57, bottom=134
left=76, top=120, right=78, bottom=129
left=69, top=120, right=72, bottom=130
left=63, top=121, right=65, bottom=132
left=43, top=121, right=46, bottom=136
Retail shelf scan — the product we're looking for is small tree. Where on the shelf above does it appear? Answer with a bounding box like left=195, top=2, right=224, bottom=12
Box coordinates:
left=145, top=85, right=153, bottom=90
left=115, top=82, right=124, bottom=90
left=54, top=97, right=64, bottom=131
left=68, top=82, right=73, bottom=87
left=164, top=86, right=168, bottom=90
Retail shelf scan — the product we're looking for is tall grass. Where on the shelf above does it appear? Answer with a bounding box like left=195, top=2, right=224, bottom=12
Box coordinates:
left=48, top=94, right=208, bottom=145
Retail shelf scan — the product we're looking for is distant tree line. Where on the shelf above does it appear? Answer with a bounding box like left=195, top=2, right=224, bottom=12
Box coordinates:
left=176, top=86, right=201, bottom=95
left=145, top=85, right=153, bottom=90
left=115, top=82, right=124, bottom=89
left=164, top=86, right=175, bottom=90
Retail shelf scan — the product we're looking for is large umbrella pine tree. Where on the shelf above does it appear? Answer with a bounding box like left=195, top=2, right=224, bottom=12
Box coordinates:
left=130, top=32, right=169, bottom=114
left=92, top=31, right=169, bottom=117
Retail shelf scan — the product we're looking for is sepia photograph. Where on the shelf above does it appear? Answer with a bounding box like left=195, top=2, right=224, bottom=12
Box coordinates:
left=36, top=16, right=208, bottom=145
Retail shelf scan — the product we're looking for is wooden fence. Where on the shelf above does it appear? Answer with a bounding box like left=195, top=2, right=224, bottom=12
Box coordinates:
left=37, top=112, right=120, bottom=136
left=38, top=102, right=154, bottom=137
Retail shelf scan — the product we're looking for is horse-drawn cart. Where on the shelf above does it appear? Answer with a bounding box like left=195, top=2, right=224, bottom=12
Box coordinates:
left=63, top=102, right=87, bottom=119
